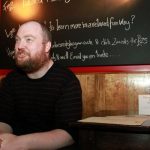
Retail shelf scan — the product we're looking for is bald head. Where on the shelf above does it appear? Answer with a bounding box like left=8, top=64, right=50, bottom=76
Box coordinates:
left=18, top=21, right=52, bottom=43
left=14, top=20, right=52, bottom=73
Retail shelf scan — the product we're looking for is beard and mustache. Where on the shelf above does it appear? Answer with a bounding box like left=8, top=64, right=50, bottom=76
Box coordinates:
left=14, top=48, right=49, bottom=73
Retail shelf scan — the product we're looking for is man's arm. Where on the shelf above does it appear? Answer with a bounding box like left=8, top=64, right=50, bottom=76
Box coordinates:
left=0, top=129, right=74, bottom=150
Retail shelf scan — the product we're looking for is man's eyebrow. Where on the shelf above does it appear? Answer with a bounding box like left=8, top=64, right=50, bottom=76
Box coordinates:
left=15, top=34, right=36, bottom=39
left=15, top=35, right=20, bottom=39
left=24, top=35, right=36, bottom=39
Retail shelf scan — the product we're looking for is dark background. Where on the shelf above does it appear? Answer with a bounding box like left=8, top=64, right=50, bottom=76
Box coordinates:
left=1, top=0, right=150, bottom=69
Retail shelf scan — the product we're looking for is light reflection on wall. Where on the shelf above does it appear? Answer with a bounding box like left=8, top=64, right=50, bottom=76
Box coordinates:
left=95, top=0, right=138, bottom=12
left=110, top=0, right=134, bottom=6
left=128, top=75, right=150, bottom=88
left=84, top=0, right=139, bottom=16
left=105, top=0, right=138, bottom=9
left=11, top=0, right=41, bottom=21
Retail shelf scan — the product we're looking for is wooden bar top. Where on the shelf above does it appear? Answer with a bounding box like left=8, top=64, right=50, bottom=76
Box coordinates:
left=71, top=110, right=150, bottom=133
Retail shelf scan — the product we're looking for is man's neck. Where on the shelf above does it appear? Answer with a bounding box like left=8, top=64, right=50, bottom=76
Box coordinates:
left=27, top=59, right=54, bottom=79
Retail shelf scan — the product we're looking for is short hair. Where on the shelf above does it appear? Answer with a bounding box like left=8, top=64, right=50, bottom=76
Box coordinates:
left=38, top=22, right=52, bottom=57
left=39, top=22, right=52, bottom=43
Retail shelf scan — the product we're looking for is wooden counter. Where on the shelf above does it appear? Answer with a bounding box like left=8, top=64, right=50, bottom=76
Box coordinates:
left=71, top=113, right=150, bottom=150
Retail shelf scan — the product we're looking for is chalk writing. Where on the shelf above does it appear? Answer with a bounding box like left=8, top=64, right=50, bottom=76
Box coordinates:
left=95, top=50, right=109, bottom=58
left=52, top=39, right=93, bottom=49
left=51, top=35, right=149, bottom=51
left=51, top=49, right=109, bottom=62
left=100, top=35, right=148, bottom=47
left=55, top=16, right=136, bottom=31
left=3, top=1, right=14, bottom=12
left=3, top=16, right=136, bottom=39
left=48, top=21, right=55, bottom=31
left=49, top=0, right=71, bottom=3
left=3, top=0, right=70, bottom=13
left=23, top=0, right=43, bottom=7
left=2, top=0, right=150, bottom=68
left=64, top=0, right=71, bottom=3
left=6, top=48, right=15, bottom=58
left=5, top=28, right=16, bottom=38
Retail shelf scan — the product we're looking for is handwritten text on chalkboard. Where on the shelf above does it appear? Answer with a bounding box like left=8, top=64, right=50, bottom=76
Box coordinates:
left=1, top=0, right=150, bottom=68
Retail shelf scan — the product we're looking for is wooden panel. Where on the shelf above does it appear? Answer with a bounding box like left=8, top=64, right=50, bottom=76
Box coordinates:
left=76, top=74, right=96, bottom=117
left=77, top=73, right=150, bottom=118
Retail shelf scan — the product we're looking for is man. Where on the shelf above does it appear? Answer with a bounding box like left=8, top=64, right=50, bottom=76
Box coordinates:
left=0, top=21, right=82, bottom=150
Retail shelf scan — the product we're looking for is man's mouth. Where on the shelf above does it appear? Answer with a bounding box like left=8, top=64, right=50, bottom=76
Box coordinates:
left=17, top=53, right=28, bottom=60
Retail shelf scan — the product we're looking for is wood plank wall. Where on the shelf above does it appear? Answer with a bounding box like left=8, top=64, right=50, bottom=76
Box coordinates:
left=76, top=73, right=150, bottom=118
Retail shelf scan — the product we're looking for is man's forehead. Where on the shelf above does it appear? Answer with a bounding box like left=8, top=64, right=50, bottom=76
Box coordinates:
left=17, top=22, right=42, bottom=36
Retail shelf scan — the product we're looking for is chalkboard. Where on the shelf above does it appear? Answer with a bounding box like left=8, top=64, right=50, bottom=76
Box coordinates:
left=1, top=0, right=150, bottom=69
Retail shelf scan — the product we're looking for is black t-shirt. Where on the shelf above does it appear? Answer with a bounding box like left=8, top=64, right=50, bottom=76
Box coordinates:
left=0, top=62, right=82, bottom=141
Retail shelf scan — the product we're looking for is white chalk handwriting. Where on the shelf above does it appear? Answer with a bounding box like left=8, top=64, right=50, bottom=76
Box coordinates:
left=51, top=49, right=109, bottom=62
left=54, top=16, right=136, bottom=31
left=3, top=0, right=71, bottom=12
left=5, top=28, right=16, bottom=38
left=3, top=1, right=14, bottom=12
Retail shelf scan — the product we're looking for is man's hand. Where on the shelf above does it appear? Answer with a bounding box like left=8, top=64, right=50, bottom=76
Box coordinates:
left=0, top=133, right=27, bottom=150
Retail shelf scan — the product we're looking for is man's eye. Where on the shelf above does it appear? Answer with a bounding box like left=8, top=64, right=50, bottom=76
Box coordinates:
left=26, top=38, right=33, bottom=43
left=15, top=38, right=20, bottom=43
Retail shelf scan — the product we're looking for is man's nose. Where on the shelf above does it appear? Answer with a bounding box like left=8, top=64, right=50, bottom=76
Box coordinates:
left=15, top=40, right=26, bottom=50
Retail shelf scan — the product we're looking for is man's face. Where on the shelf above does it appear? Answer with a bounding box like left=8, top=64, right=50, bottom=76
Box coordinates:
left=14, top=22, right=49, bottom=73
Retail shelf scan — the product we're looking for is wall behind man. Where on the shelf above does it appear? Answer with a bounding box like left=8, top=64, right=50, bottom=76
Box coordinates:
left=76, top=72, right=150, bottom=118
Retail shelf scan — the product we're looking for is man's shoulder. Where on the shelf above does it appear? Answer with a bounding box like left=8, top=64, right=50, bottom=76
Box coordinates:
left=4, top=68, right=25, bottom=80
left=51, top=62, right=77, bottom=80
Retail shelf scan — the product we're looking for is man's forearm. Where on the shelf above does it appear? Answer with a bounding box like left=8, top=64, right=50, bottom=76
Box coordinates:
left=18, top=129, right=74, bottom=150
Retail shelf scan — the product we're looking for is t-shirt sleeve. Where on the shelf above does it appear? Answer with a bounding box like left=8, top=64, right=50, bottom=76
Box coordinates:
left=0, top=75, right=14, bottom=126
left=54, top=77, right=82, bottom=141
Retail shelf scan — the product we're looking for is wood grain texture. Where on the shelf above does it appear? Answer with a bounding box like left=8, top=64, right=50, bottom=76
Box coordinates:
left=76, top=73, right=150, bottom=118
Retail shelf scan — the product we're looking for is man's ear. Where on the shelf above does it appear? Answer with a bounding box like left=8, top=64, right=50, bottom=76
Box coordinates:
left=45, top=41, right=51, bottom=53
